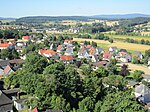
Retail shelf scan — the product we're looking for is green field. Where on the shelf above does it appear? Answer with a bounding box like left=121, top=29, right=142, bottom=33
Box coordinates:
left=105, top=34, right=150, bottom=41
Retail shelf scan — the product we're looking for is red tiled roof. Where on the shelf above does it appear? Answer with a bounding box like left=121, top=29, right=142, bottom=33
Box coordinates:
left=119, top=52, right=127, bottom=55
left=4, top=65, right=12, bottom=75
left=60, top=56, right=73, bottom=61
left=0, top=42, right=12, bottom=48
left=22, top=36, right=31, bottom=40
left=103, top=52, right=112, bottom=59
left=89, top=47, right=96, bottom=55
left=39, top=49, right=57, bottom=56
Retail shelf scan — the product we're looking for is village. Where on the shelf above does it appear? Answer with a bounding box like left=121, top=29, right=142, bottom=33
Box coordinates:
left=0, top=33, right=150, bottom=111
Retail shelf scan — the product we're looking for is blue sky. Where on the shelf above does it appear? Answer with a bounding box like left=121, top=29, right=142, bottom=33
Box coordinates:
left=0, top=0, right=150, bottom=18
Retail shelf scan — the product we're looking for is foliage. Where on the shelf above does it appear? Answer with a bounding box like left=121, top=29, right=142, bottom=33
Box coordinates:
left=0, top=48, right=19, bottom=60
left=104, top=75, right=127, bottom=90
left=127, top=70, right=144, bottom=82
left=99, top=90, right=147, bottom=112
left=119, top=64, right=129, bottom=77
left=23, top=53, right=49, bottom=74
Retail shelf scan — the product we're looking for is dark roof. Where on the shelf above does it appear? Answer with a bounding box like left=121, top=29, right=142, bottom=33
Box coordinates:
left=0, top=90, right=12, bottom=106
left=92, top=60, right=108, bottom=67
left=128, top=80, right=139, bottom=86
left=2, top=88, right=20, bottom=95
left=119, top=49, right=127, bottom=52
left=14, top=99, right=26, bottom=103
left=9, top=59, right=24, bottom=64
left=0, top=60, right=10, bottom=67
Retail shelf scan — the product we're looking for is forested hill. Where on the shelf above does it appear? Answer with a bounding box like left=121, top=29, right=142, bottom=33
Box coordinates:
left=16, top=16, right=91, bottom=23
left=15, top=14, right=150, bottom=24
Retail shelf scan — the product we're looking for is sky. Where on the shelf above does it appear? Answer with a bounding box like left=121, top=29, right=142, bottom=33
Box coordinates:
left=0, top=0, right=150, bottom=18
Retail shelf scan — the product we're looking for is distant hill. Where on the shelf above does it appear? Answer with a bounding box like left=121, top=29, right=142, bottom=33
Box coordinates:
left=14, top=13, right=150, bottom=24
left=16, top=16, right=90, bottom=24
left=0, top=17, right=16, bottom=20
left=92, top=13, right=150, bottom=19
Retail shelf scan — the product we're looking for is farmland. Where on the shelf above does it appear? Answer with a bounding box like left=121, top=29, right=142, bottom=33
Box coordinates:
left=73, top=38, right=150, bottom=52
left=104, top=34, right=150, bottom=41
left=118, top=63, right=150, bottom=74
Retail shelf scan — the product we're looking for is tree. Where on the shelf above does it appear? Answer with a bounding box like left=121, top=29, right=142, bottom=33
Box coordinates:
left=23, top=53, right=48, bottom=74
left=108, top=38, right=114, bottom=43
left=132, top=56, right=139, bottom=64
left=127, top=70, right=144, bottom=82
left=100, top=90, right=147, bottom=112
left=144, top=49, right=150, bottom=64
left=78, top=97, right=94, bottom=112
left=119, top=64, right=129, bottom=77
left=140, top=39, right=145, bottom=44
left=0, top=48, right=19, bottom=60
left=91, top=41, right=97, bottom=48
left=80, top=65, right=92, bottom=75
left=50, top=95, right=71, bottom=112
left=92, top=66, right=109, bottom=78
left=103, top=75, right=126, bottom=90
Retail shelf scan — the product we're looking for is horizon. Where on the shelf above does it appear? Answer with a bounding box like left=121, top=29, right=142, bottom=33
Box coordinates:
left=1, top=13, right=150, bottom=19
left=1, top=0, right=150, bottom=18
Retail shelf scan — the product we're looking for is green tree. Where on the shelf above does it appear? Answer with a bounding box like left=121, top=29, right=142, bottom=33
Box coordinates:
left=132, top=56, right=139, bottom=64
left=23, top=53, right=48, bottom=74
left=78, top=97, right=94, bottom=112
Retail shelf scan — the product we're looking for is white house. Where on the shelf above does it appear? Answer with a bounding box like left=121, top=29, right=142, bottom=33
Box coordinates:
left=14, top=99, right=26, bottom=111
left=135, top=84, right=150, bottom=103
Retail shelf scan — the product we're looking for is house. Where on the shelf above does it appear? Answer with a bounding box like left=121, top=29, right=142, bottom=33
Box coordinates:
left=78, top=47, right=89, bottom=59
left=3, top=65, right=14, bottom=75
left=97, top=47, right=104, bottom=54
left=9, top=59, right=24, bottom=71
left=64, top=40, right=74, bottom=46
left=127, top=80, right=139, bottom=88
left=64, top=46, right=74, bottom=56
left=22, top=36, right=31, bottom=41
left=142, top=74, right=150, bottom=82
left=89, top=47, right=98, bottom=56
left=15, top=42, right=26, bottom=52
left=85, top=45, right=92, bottom=50
left=135, top=84, right=150, bottom=103
left=0, top=42, right=12, bottom=49
left=118, top=52, right=132, bottom=63
left=39, top=49, right=58, bottom=58
left=0, top=60, right=10, bottom=69
left=57, top=45, right=64, bottom=53
left=2, top=88, right=20, bottom=100
left=109, top=47, right=118, bottom=53
left=92, top=60, right=108, bottom=70
left=119, top=49, right=127, bottom=52
left=103, top=52, right=112, bottom=61
left=14, top=99, right=26, bottom=111
left=60, top=56, right=74, bottom=63
left=0, top=90, right=13, bottom=112
left=132, top=52, right=143, bottom=60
